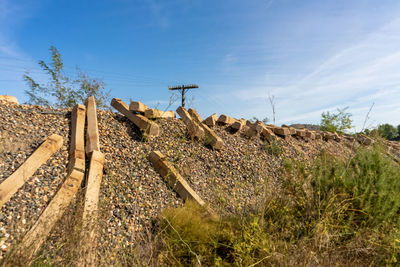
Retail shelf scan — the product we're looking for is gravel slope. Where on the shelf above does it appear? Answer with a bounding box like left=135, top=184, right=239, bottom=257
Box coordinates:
left=0, top=101, right=359, bottom=264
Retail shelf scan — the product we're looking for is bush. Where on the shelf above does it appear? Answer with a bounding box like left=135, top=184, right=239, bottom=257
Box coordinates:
left=320, top=107, right=353, bottom=133
left=156, top=145, right=400, bottom=265
left=377, top=124, right=399, bottom=140
left=24, top=46, right=110, bottom=109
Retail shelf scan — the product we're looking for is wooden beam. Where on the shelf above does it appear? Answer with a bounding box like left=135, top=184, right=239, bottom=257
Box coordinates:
left=78, top=151, right=105, bottom=266
left=129, top=101, right=150, bottom=114
left=4, top=104, right=86, bottom=265
left=188, top=108, right=224, bottom=150
left=111, top=98, right=160, bottom=137
left=203, top=113, right=217, bottom=128
left=0, top=134, right=63, bottom=208
left=144, top=109, right=175, bottom=119
left=148, top=151, right=205, bottom=206
left=176, top=106, right=204, bottom=141
left=85, top=96, right=100, bottom=154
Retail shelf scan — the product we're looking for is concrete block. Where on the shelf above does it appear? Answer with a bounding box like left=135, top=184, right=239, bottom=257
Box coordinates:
left=188, top=108, right=224, bottom=150
left=144, top=109, right=175, bottom=119
left=129, top=101, right=150, bottom=114
left=176, top=106, right=205, bottom=141
left=149, top=151, right=205, bottom=206
left=111, top=98, right=160, bottom=137
left=203, top=113, right=217, bottom=127
left=0, top=95, right=18, bottom=104
left=0, top=134, right=63, bottom=208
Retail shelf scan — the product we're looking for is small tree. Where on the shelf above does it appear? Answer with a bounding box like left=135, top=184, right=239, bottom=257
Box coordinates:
left=24, top=46, right=110, bottom=109
left=320, top=107, right=353, bottom=134
left=377, top=124, right=398, bottom=140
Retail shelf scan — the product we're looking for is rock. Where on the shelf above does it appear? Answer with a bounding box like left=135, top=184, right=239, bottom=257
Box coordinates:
left=0, top=96, right=18, bottom=104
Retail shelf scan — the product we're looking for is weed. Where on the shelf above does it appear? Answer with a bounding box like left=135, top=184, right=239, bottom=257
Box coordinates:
left=263, top=139, right=284, bottom=156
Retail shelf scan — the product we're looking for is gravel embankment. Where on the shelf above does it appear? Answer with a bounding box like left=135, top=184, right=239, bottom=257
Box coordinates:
left=0, top=101, right=356, bottom=264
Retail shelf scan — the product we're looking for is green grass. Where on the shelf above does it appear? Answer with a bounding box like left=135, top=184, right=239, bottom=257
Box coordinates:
left=154, top=144, right=400, bottom=266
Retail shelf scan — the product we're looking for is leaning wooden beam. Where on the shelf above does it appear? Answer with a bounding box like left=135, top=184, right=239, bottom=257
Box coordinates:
left=8, top=169, right=85, bottom=265
left=111, top=98, right=160, bottom=137
left=78, top=151, right=105, bottom=266
left=188, top=108, right=224, bottom=150
left=0, top=134, right=63, bottom=208
left=85, top=96, right=100, bottom=154
left=148, top=151, right=205, bottom=206
left=144, top=109, right=175, bottom=119
left=5, top=104, right=86, bottom=265
left=176, top=106, right=204, bottom=141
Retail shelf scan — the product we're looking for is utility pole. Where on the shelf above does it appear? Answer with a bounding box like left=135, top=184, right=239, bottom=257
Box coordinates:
left=168, top=84, right=198, bottom=108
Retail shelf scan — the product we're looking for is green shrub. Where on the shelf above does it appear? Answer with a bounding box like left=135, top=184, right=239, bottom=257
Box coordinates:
left=263, top=139, right=284, bottom=156
left=156, top=145, right=400, bottom=265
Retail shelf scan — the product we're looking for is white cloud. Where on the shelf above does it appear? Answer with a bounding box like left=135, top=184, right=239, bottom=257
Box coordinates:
left=231, top=16, right=400, bottom=130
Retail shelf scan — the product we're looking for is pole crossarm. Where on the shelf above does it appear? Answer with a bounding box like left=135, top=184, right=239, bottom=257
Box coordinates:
left=168, top=84, right=199, bottom=107
left=168, top=84, right=199, bottom=90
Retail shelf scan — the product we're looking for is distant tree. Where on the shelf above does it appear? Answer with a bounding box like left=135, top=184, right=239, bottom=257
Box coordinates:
left=320, top=107, right=353, bottom=134
left=252, top=116, right=269, bottom=124
left=377, top=124, right=398, bottom=140
left=24, top=46, right=110, bottom=109
left=397, top=125, right=400, bottom=137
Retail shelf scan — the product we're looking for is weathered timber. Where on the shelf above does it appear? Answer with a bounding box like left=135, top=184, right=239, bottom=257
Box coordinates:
left=188, top=108, right=224, bottom=150
left=305, top=131, right=316, bottom=140
left=295, top=129, right=306, bottom=137
left=0, top=134, right=63, bottom=208
left=144, top=109, right=175, bottom=119
left=111, top=98, right=160, bottom=137
left=85, top=96, right=100, bottom=154
left=176, top=106, right=205, bottom=140
left=78, top=151, right=105, bottom=266
left=357, top=134, right=372, bottom=145
left=4, top=103, right=87, bottom=265
left=203, top=113, right=217, bottom=127
left=272, top=126, right=290, bottom=136
left=7, top=169, right=85, bottom=266
left=129, top=101, right=150, bottom=114
left=67, top=104, right=86, bottom=175
left=148, top=151, right=205, bottom=206
left=244, top=122, right=263, bottom=138
left=217, top=114, right=235, bottom=125
left=261, top=126, right=276, bottom=141
left=0, top=95, right=18, bottom=104
left=231, top=119, right=246, bottom=131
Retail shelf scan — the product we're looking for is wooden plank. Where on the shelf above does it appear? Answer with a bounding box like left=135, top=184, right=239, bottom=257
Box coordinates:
left=3, top=104, right=86, bottom=265
left=111, top=98, right=160, bottom=137
left=0, top=95, right=18, bottom=104
left=78, top=151, right=105, bottom=266
left=67, top=104, right=86, bottom=175
left=129, top=101, right=150, bottom=114
left=203, top=113, right=217, bottom=127
left=144, top=109, right=175, bottom=119
left=188, top=108, right=224, bottom=150
left=148, top=151, right=205, bottom=206
left=231, top=119, right=246, bottom=131
left=176, top=106, right=204, bottom=141
left=0, top=134, right=63, bottom=208
left=7, top=169, right=85, bottom=265
left=217, top=114, right=235, bottom=126
left=85, top=96, right=100, bottom=154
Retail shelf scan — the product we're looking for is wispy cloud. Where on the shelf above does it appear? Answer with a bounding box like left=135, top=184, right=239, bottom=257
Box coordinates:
left=232, top=15, right=400, bottom=129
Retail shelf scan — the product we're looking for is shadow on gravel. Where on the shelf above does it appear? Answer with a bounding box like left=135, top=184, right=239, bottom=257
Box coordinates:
left=114, top=115, right=143, bottom=142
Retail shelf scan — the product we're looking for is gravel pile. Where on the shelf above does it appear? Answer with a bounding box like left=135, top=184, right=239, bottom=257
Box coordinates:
left=0, top=101, right=359, bottom=264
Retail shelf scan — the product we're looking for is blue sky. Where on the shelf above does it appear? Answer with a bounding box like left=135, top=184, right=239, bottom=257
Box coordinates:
left=1, top=0, right=400, bottom=130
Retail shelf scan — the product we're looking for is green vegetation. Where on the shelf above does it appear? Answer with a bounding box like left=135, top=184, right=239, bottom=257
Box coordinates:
left=376, top=124, right=399, bottom=140
left=155, top=144, right=400, bottom=266
left=24, top=46, right=110, bottom=109
left=263, top=139, right=284, bottom=156
left=320, top=107, right=353, bottom=133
